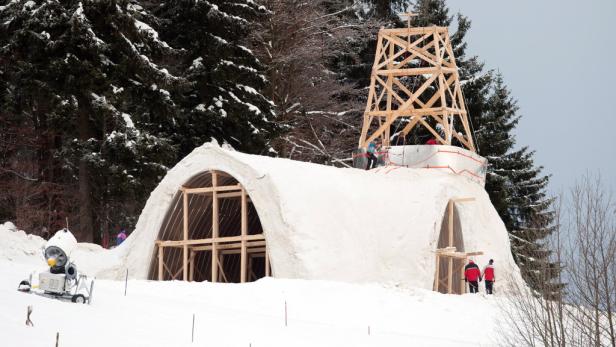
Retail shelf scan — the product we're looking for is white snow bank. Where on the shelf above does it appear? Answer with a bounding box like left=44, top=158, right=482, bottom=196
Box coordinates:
left=0, top=258, right=509, bottom=347
left=0, top=223, right=122, bottom=278
left=0, top=222, right=45, bottom=265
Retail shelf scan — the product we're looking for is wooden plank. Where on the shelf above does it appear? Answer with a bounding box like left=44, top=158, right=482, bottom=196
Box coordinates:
left=219, top=247, right=266, bottom=256
left=380, top=27, right=448, bottom=35
left=163, top=262, right=173, bottom=280
left=182, top=190, right=188, bottom=281
left=189, top=250, right=195, bottom=282
left=453, top=197, right=476, bottom=203
left=217, top=254, right=228, bottom=283
left=211, top=172, right=219, bottom=283
left=448, top=257, right=453, bottom=294
left=158, top=245, right=164, bottom=281
left=240, top=188, right=248, bottom=283
left=265, top=246, right=271, bottom=277
left=448, top=200, right=454, bottom=247
left=375, top=67, right=457, bottom=77
left=158, top=234, right=265, bottom=247
left=433, top=255, right=440, bottom=291
left=217, top=191, right=252, bottom=200
left=191, top=240, right=266, bottom=252
left=182, top=184, right=242, bottom=194
left=460, top=262, right=466, bottom=294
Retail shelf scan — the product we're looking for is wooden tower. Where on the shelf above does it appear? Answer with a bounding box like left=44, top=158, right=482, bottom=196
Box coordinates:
left=359, top=15, right=476, bottom=152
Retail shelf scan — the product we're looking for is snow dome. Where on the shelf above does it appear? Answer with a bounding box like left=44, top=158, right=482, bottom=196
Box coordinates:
left=106, top=142, right=523, bottom=293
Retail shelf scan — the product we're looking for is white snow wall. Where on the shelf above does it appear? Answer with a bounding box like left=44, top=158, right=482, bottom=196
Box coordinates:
left=109, top=143, right=523, bottom=290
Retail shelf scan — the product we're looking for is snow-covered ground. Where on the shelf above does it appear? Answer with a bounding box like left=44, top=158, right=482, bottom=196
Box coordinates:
left=0, top=224, right=510, bottom=347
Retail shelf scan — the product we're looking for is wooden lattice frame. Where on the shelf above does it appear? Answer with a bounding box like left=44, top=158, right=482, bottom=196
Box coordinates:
left=359, top=25, right=476, bottom=152
left=433, top=198, right=483, bottom=294
left=155, top=171, right=271, bottom=283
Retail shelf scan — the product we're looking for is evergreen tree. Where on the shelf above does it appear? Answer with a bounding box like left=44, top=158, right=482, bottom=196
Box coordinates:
left=0, top=0, right=179, bottom=240
left=0, top=0, right=277, bottom=241
left=146, top=0, right=279, bottom=156
left=479, top=74, right=560, bottom=294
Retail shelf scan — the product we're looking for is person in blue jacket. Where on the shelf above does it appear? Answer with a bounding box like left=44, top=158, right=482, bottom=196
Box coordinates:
left=366, top=139, right=380, bottom=170
left=116, top=228, right=127, bottom=246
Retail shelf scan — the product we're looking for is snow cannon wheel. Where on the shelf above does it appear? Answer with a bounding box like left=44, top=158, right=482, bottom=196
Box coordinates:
left=71, top=294, right=86, bottom=304
left=17, top=280, right=31, bottom=292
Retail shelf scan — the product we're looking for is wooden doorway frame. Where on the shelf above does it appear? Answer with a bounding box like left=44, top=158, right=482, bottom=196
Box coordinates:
left=433, top=197, right=483, bottom=294
left=155, top=170, right=271, bottom=283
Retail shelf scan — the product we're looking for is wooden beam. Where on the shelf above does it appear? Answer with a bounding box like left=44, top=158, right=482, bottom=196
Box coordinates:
left=218, top=247, right=266, bottom=256
left=211, top=172, right=219, bottom=283
left=375, top=67, right=457, bottom=77
left=182, top=184, right=242, bottom=195
left=448, top=257, right=453, bottom=294
left=158, top=245, right=164, bottom=281
left=189, top=250, right=195, bottom=282
left=240, top=188, right=248, bottom=283
left=433, top=255, right=440, bottom=291
left=191, top=240, right=266, bottom=252
left=380, top=27, right=448, bottom=35
left=453, top=197, right=476, bottom=203
left=448, top=200, right=454, bottom=247
left=265, top=245, right=271, bottom=277
left=157, top=234, right=265, bottom=247
left=460, top=262, right=465, bottom=294
left=182, top=189, right=189, bottom=281
left=217, top=254, right=227, bottom=283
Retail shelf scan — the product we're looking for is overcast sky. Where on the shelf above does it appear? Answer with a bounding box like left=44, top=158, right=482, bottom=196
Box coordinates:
left=445, top=0, right=616, bottom=194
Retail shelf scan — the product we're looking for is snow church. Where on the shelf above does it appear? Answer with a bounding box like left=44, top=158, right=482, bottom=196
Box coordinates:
left=107, top=21, right=525, bottom=295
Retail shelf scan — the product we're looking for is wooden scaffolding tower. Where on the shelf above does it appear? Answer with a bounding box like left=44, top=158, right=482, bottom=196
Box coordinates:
left=155, top=171, right=270, bottom=282
left=359, top=15, right=476, bottom=151
left=433, top=198, right=483, bottom=294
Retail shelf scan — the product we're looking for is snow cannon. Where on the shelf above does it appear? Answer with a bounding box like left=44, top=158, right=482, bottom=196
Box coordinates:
left=17, top=228, right=95, bottom=304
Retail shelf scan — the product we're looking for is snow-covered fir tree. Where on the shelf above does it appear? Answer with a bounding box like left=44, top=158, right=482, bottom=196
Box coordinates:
left=474, top=74, right=560, bottom=295
left=146, top=0, right=278, bottom=156
left=0, top=0, right=277, bottom=241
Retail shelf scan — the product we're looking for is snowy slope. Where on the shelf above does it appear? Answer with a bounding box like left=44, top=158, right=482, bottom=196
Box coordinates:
left=0, top=227, right=509, bottom=347
left=1, top=263, right=505, bottom=347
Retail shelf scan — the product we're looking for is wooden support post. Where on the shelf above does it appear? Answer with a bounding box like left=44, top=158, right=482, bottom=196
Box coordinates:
left=189, top=250, right=195, bottom=282
left=460, top=261, right=466, bottom=294
left=448, top=257, right=453, bottom=294
left=433, top=255, right=440, bottom=291
left=265, top=246, right=271, bottom=277
left=217, top=254, right=228, bottom=283
left=182, top=189, right=189, bottom=281
left=240, top=188, right=248, bottom=283
left=211, top=172, right=219, bottom=283
left=158, top=245, right=164, bottom=281
left=448, top=200, right=454, bottom=247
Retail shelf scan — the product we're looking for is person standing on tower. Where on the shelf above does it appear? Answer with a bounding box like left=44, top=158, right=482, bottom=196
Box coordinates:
left=365, top=139, right=380, bottom=170
left=464, top=259, right=482, bottom=293
left=482, top=259, right=495, bottom=294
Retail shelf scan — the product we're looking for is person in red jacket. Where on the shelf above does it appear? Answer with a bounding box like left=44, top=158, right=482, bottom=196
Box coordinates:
left=464, top=259, right=482, bottom=293
left=426, top=138, right=438, bottom=145
left=482, top=259, right=495, bottom=294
